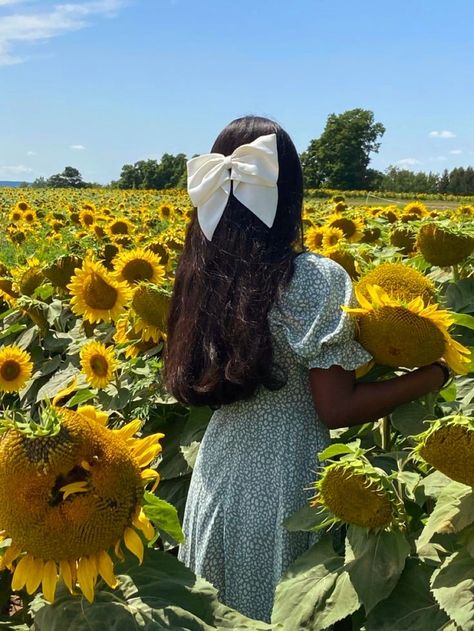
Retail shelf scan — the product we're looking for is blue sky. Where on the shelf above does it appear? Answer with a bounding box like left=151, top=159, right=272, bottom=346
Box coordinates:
left=1, top=0, right=473, bottom=184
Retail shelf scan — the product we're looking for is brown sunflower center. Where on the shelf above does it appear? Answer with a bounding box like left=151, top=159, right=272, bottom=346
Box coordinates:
left=89, top=354, right=109, bottom=377
left=83, top=272, right=118, bottom=310
left=110, top=221, right=129, bottom=235
left=330, top=218, right=357, bottom=238
left=122, top=260, right=154, bottom=283
left=0, top=360, right=21, bottom=381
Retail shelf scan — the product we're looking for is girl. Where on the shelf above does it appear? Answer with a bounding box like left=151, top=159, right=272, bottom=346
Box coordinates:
left=163, top=115, right=450, bottom=624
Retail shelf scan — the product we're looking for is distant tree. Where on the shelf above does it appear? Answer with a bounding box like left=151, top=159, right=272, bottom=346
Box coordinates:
left=30, top=176, right=48, bottom=188
left=380, top=167, right=440, bottom=193
left=116, top=154, right=187, bottom=189
left=301, top=108, right=385, bottom=189
left=47, top=166, right=88, bottom=188
left=438, top=169, right=450, bottom=193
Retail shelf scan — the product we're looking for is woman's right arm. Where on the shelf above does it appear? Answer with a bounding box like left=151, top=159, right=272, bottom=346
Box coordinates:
left=309, top=363, right=447, bottom=430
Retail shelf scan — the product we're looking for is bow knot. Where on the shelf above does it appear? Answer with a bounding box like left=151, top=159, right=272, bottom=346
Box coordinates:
left=186, top=133, right=279, bottom=241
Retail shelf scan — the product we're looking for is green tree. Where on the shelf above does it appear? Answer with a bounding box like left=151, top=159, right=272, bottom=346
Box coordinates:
left=301, top=109, right=386, bottom=189
left=47, top=166, right=88, bottom=188
left=116, top=154, right=187, bottom=190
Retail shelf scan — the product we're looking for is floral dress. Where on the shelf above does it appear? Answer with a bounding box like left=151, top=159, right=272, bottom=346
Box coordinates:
left=177, top=251, right=372, bottom=623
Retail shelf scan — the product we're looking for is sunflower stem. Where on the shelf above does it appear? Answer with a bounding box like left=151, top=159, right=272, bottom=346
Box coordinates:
left=381, top=416, right=392, bottom=451
left=452, top=264, right=460, bottom=281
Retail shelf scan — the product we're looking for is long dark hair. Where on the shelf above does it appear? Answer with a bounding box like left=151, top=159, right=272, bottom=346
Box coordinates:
left=164, top=115, right=304, bottom=407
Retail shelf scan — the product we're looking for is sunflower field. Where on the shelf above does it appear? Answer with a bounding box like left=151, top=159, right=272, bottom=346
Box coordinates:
left=0, top=187, right=473, bottom=630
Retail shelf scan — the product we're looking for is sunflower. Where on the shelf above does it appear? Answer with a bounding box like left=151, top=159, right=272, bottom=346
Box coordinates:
left=321, top=226, right=346, bottom=250
left=390, top=225, right=417, bottom=255
left=416, top=223, right=474, bottom=267
left=355, top=262, right=436, bottom=305
left=304, top=226, right=325, bottom=251
left=11, top=258, right=44, bottom=296
left=114, top=315, right=157, bottom=359
left=343, top=284, right=471, bottom=373
left=322, top=246, right=358, bottom=279
left=43, top=255, right=83, bottom=291
left=112, top=248, right=165, bottom=287
left=0, top=345, right=33, bottom=393
left=0, top=278, right=19, bottom=307
left=403, top=201, right=428, bottom=219
left=106, top=217, right=134, bottom=238
left=360, top=226, right=381, bottom=244
left=0, top=402, right=164, bottom=603
left=157, top=203, right=174, bottom=222
left=145, top=241, right=170, bottom=266
left=131, top=283, right=170, bottom=342
left=327, top=214, right=364, bottom=243
left=79, top=209, right=95, bottom=228
left=80, top=341, right=118, bottom=389
left=411, top=415, right=474, bottom=487
left=310, top=452, right=405, bottom=531
left=67, top=258, right=133, bottom=324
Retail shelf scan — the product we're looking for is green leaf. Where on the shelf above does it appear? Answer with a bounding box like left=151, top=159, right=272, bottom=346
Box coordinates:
left=318, top=443, right=355, bottom=460
left=31, top=549, right=275, bottom=630
left=345, top=525, right=411, bottom=615
left=271, top=534, right=360, bottom=630
left=67, top=388, right=97, bottom=407
left=282, top=503, right=335, bottom=532
left=390, top=401, right=431, bottom=436
left=365, top=558, right=452, bottom=631
left=451, top=312, right=474, bottom=330
left=143, top=491, right=185, bottom=544
left=416, top=482, right=474, bottom=559
left=431, top=549, right=474, bottom=631
left=444, top=279, right=474, bottom=314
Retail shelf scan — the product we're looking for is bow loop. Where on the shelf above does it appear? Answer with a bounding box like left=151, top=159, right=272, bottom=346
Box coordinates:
left=186, top=133, right=279, bottom=240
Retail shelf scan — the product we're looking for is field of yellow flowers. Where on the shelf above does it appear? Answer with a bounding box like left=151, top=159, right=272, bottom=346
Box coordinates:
left=0, top=187, right=473, bottom=630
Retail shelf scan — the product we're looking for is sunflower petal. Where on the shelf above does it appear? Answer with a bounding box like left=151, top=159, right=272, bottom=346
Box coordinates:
left=96, top=550, right=119, bottom=588
left=60, top=560, right=75, bottom=594
left=123, top=527, right=144, bottom=564
left=42, top=560, right=58, bottom=603
left=11, top=555, right=30, bottom=591
left=26, top=557, right=45, bottom=594
left=77, top=556, right=98, bottom=603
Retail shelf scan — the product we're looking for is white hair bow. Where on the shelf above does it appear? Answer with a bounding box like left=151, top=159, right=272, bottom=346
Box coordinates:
left=186, top=133, right=279, bottom=241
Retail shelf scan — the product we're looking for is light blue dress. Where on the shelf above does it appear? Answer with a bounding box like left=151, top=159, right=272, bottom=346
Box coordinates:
left=177, top=251, right=372, bottom=623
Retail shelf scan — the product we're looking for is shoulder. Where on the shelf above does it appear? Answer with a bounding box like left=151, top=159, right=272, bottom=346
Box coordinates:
left=292, top=251, right=350, bottom=289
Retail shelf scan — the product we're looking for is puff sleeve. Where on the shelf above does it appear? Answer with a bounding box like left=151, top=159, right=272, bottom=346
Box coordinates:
left=271, top=252, right=372, bottom=370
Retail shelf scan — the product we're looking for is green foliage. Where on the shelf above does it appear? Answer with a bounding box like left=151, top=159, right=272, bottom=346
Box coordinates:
left=32, top=167, right=90, bottom=189
left=301, top=108, right=385, bottom=189
left=115, top=154, right=187, bottom=189
left=29, top=549, right=276, bottom=630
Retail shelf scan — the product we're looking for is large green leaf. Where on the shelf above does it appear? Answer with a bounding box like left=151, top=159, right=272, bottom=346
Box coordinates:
left=345, top=525, right=411, bottom=615
left=431, top=549, right=474, bottom=631
left=390, top=401, right=432, bottom=436
left=416, top=482, right=474, bottom=558
left=271, top=534, right=360, bottom=630
left=365, top=558, right=454, bottom=631
left=31, top=549, right=275, bottom=631
left=282, top=504, right=334, bottom=533
left=444, top=279, right=474, bottom=314
left=143, top=491, right=185, bottom=544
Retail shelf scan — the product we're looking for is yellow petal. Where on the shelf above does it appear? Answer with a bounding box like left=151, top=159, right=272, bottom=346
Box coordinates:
left=123, top=527, right=144, bottom=564
left=77, top=556, right=97, bottom=603
left=60, top=481, right=89, bottom=500
left=77, top=405, right=109, bottom=426
left=134, top=445, right=162, bottom=468
left=112, top=419, right=142, bottom=440
left=133, top=509, right=155, bottom=541
left=3, top=545, right=22, bottom=569
left=42, top=560, right=58, bottom=603
left=26, top=557, right=45, bottom=594
left=52, top=377, right=78, bottom=407
left=130, top=434, right=163, bottom=459
left=60, top=560, right=75, bottom=594
left=96, top=550, right=119, bottom=589
left=114, top=540, right=124, bottom=561
left=140, top=468, right=160, bottom=492
left=11, top=555, right=30, bottom=591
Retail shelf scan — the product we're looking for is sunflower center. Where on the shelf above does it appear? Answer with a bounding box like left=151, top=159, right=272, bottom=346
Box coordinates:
left=122, top=260, right=154, bottom=283
left=330, top=218, right=356, bottom=238
left=83, top=272, right=118, bottom=310
left=133, top=288, right=169, bottom=328
left=89, top=354, right=109, bottom=377
left=0, top=360, right=21, bottom=381
left=110, top=221, right=129, bottom=235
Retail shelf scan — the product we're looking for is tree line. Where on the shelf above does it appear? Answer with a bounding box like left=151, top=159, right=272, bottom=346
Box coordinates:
left=31, top=109, right=474, bottom=194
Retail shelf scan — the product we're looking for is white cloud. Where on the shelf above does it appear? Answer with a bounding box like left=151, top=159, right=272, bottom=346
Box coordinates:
left=0, top=164, right=33, bottom=176
left=396, top=158, right=422, bottom=166
left=70, top=144, right=85, bottom=150
left=429, top=156, right=446, bottom=161
left=26, top=150, right=36, bottom=156
left=0, top=0, right=127, bottom=65
left=429, top=130, right=456, bottom=138
left=449, top=149, right=462, bottom=155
